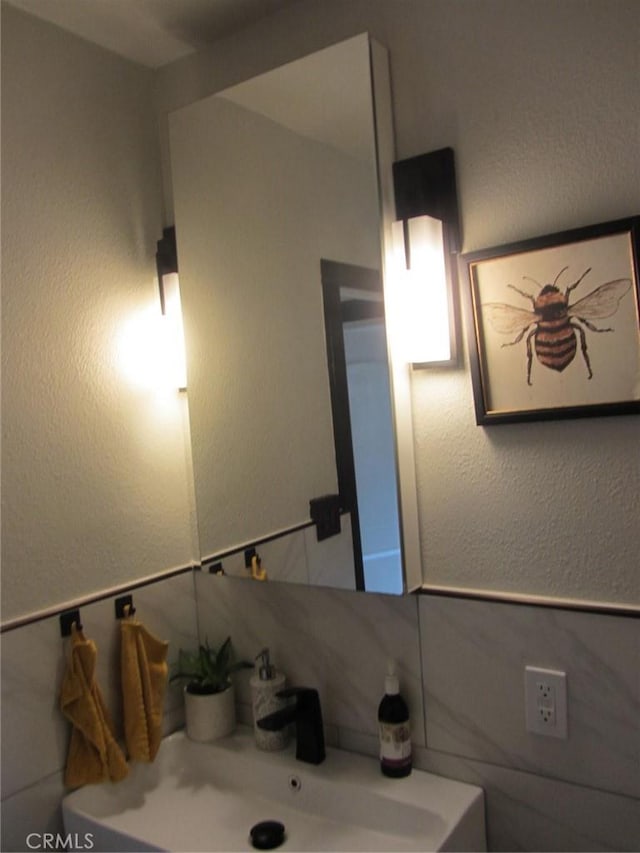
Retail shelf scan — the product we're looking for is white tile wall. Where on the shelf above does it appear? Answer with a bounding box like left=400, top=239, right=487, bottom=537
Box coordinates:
left=210, top=530, right=309, bottom=585
left=418, top=595, right=639, bottom=798
left=1, top=772, right=68, bottom=853
left=194, top=573, right=425, bottom=745
left=202, top=519, right=357, bottom=590
left=304, top=515, right=357, bottom=590
left=0, top=570, right=197, bottom=852
left=1, top=616, right=75, bottom=798
left=415, top=745, right=640, bottom=852
left=194, top=576, right=639, bottom=851
left=2, top=569, right=638, bottom=852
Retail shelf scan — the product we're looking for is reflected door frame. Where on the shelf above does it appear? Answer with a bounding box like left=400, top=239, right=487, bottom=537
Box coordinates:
left=320, top=258, right=387, bottom=591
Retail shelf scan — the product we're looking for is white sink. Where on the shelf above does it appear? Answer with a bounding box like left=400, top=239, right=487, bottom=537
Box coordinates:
left=62, top=727, right=486, bottom=852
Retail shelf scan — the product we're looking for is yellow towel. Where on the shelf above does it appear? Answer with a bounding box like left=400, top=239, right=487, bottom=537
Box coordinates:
left=59, top=626, right=129, bottom=788
left=121, top=616, right=169, bottom=762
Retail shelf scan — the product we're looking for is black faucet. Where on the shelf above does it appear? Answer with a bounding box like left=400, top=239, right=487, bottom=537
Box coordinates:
left=256, top=687, right=325, bottom=764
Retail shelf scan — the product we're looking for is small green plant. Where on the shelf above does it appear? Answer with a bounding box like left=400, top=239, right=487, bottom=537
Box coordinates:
left=170, top=637, right=253, bottom=695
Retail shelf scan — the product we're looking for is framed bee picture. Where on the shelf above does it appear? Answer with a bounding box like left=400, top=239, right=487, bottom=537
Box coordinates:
left=463, top=216, right=640, bottom=425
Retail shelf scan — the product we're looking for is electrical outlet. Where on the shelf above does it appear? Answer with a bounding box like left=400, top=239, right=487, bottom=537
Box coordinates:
left=524, top=666, right=568, bottom=739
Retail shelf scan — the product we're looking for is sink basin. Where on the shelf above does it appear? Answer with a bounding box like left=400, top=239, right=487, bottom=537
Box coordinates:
left=62, top=727, right=486, bottom=851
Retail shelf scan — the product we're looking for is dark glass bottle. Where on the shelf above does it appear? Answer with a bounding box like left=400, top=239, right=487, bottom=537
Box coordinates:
left=378, top=665, right=412, bottom=777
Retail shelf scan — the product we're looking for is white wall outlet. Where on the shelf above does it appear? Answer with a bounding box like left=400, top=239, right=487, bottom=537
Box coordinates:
left=524, top=666, right=568, bottom=739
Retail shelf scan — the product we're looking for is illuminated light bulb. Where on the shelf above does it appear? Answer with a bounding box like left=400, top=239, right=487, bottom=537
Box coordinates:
left=390, top=215, right=452, bottom=365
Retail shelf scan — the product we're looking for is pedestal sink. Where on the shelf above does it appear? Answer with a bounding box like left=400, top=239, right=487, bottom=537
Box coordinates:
left=62, top=727, right=486, bottom=851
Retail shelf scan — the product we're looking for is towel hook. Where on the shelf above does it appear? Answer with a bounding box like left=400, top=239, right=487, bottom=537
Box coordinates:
left=60, top=609, right=82, bottom=637
left=115, top=594, right=136, bottom=619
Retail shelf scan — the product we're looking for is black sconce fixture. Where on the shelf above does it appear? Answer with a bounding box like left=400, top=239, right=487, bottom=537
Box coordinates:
left=391, top=147, right=461, bottom=367
left=155, top=226, right=187, bottom=390
left=156, top=226, right=178, bottom=309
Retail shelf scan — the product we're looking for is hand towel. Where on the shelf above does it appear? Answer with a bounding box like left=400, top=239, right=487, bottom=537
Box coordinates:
left=59, top=626, right=129, bottom=788
left=121, top=617, right=169, bottom=762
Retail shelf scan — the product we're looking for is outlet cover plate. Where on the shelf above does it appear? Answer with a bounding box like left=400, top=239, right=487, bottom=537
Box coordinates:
left=525, top=666, right=568, bottom=739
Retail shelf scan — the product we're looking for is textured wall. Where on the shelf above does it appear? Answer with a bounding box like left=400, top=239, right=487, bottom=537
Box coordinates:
left=3, top=0, right=635, bottom=615
left=1, top=6, right=196, bottom=621
left=383, top=0, right=640, bottom=604
left=1, top=4, right=638, bottom=851
left=155, top=0, right=640, bottom=606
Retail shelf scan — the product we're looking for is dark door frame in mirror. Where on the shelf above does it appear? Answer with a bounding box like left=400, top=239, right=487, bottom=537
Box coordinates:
left=320, top=258, right=388, bottom=592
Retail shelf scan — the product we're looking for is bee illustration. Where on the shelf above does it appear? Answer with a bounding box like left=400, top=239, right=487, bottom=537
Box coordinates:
left=483, top=267, right=631, bottom=385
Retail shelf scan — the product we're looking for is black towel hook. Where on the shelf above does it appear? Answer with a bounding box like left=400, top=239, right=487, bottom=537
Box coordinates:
left=59, top=609, right=82, bottom=637
left=115, top=594, right=136, bottom=619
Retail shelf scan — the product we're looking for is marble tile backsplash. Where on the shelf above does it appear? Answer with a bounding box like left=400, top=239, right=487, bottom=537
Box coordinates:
left=195, top=574, right=639, bottom=851
left=417, top=745, right=640, bottom=852
left=202, top=516, right=357, bottom=591
left=419, top=595, right=640, bottom=799
left=194, top=573, right=425, bottom=745
left=207, top=530, right=309, bottom=586
left=2, top=567, right=638, bottom=852
left=0, top=570, right=197, bottom=831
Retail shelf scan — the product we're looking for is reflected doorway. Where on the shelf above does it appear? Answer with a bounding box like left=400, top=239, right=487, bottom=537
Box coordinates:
left=321, top=260, right=402, bottom=594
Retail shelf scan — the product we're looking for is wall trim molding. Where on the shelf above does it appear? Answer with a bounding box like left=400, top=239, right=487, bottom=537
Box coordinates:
left=0, top=564, right=197, bottom=634
left=199, top=519, right=318, bottom=570
left=419, top=583, right=640, bottom=618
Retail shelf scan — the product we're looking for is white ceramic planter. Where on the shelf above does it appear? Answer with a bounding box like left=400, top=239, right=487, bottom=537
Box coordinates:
left=184, top=684, right=236, bottom=742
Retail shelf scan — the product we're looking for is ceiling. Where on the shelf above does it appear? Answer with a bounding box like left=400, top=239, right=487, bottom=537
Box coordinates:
left=4, top=0, right=301, bottom=68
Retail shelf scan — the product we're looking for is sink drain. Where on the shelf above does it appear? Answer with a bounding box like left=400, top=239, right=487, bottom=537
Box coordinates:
left=249, top=820, right=285, bottom=850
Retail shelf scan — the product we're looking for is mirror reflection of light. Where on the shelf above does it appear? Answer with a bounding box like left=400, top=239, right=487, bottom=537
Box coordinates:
left=160, top=272, right=188, bottom=391
left=390, top=216, right=452, bottom=365
left=116, top=298, right=185, bottom=394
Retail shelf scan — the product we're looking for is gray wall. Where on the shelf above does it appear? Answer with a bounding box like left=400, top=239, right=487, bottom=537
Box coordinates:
left=154, top=0, right=640, bottom=606
left=1, top=1, right=638, bottom=851
left=1, top=3, right=196, bottom=624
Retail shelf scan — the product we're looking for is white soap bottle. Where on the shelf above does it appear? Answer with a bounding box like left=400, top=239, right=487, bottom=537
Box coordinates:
left=250, top=648, right=289, bottom=751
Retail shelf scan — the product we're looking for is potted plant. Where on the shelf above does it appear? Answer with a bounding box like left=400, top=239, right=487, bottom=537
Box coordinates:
left=170, top=637, right=252, bottom=742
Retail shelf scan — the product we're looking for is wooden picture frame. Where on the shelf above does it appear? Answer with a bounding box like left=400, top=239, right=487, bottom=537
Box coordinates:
left=463, top=216, right=640, bottom=425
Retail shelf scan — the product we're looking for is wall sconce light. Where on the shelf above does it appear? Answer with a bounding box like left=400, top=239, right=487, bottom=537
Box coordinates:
left=391, top=147, right=461, bottom=367
left=156, top=226, right=187, bottom=391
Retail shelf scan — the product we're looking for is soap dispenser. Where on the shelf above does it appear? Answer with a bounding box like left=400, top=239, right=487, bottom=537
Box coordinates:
left=250, top=648, right=289, bottom=751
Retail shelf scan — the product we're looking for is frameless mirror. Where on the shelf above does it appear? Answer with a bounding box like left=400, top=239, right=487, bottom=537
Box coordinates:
left=170, top=34, right=419, bottom=593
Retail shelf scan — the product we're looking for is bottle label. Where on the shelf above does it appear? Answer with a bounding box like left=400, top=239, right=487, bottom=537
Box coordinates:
left=379, top=721, right=412, bottom=766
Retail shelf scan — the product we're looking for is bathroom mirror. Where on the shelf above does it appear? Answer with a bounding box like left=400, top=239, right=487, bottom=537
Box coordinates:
left=170, top=34, right=420, bottom=593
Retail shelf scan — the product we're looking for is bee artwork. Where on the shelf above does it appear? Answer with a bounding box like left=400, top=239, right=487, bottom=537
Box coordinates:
left=482, top=267, right=632, bottom=386
left=464, top=219, right=640, bottom=424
